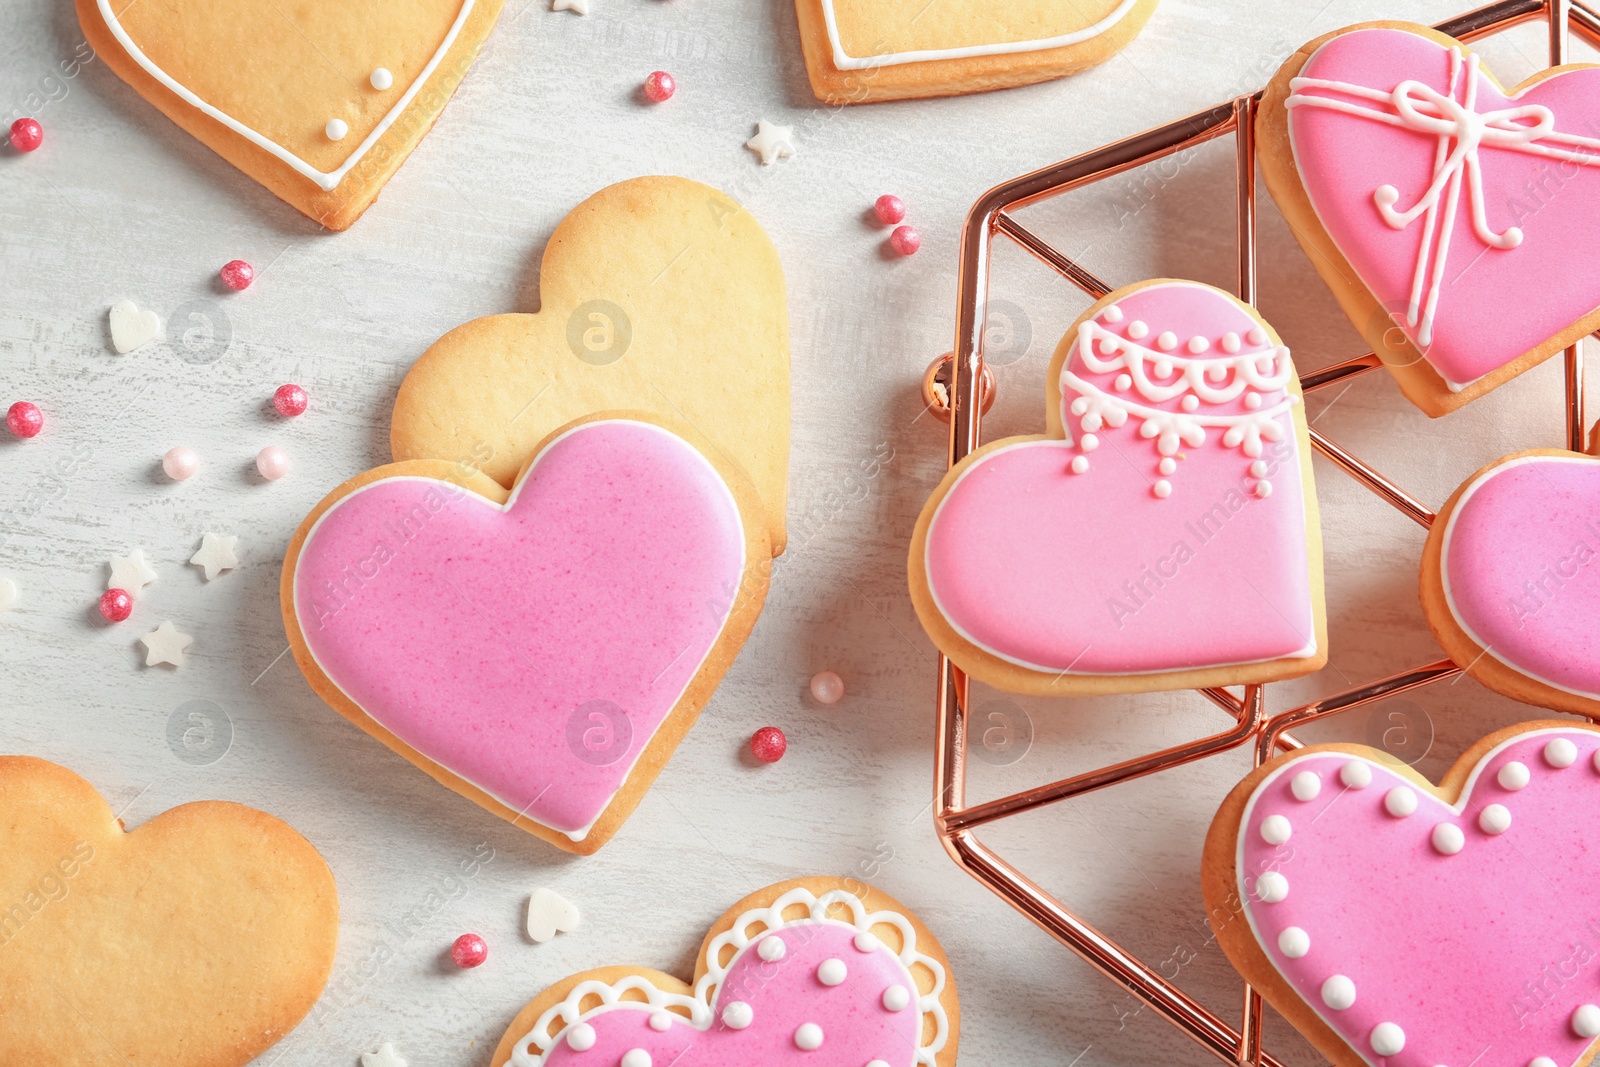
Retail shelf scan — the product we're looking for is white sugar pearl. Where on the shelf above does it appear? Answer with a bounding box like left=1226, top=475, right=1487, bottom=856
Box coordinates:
left=1385, top=786, right=1417, bottom=818
left=817, top=959, right=847, bottom=986
left=854, top=932, right=880, bottom=953
left=1290, top=771, right=1321, bottom=802
left=1259, top=815, right=1292, bottom=846
left=1321, top=975, right=1356, bottom=1010
left=1254, top=480, right=1272, bottom=499
left=758, top=936, right=786, bottom=961
left=794, top=1022, right=824, bottom=1050
left=1153, top=480, right=1172, bottom=499
left=809, top=671, right=844, bottom=705
left=163, top=446, right=200, bottom=481
left=1431, top=823, right=1464, bottom=855
left=1188, top=336, right=1210, bottom=354
left=868, top=1062, right=892, bottom=1067
left=565, top=1023, right=596, bottom=1051
left=1247, top=327, right=1268, bottom=345
left=1498, top=761, right=1530, bottom=790
left=1080, top=433, right=1099, bottom=452
left=621, top=1050, right=652, bottom=1067
left=1546, top=737, right=1578, bottom=767
left=882, top=984, right=911, bottom=1011
left=1249, top=459, right=1269, bottom=479
left=649, top=1011, right=673, bottom=1031
left=1220, top=332, right=1241, bottom=353
left=722, top=1001, right=753, bottom=1029
left=1070, top=456, right=1089, bottom=475
left=1158, top=458, right=1177, bottom=476
left=1277, top=927, right=1310, bottom=958
left=1340, top=761, right=1372, bottom=789
left=369, top=67, right=393, bottom=90
left=1255, top=871, right=1288, bottom=903
left=1369, top=1022, right=1405, bottom=1056
left=1573, top=1004, right=1600, bottom=1038
left=1127, top=320, right=1149, bottom=339
left=1102, top=305, right=1124, bottom=323
left=1156, top=331, right=1178, bottom=351
left=1533, top=1058, right=1561, bottom=1067
left=1181, top=395, right=1200, bottom=412
left=325, top=118, right=349, bottom=141
left=1479, top=803, right=1512, bottom=835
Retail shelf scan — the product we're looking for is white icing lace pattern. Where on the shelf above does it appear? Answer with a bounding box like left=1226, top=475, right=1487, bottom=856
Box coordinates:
left=1287, top=45, right=1600, bottom=348
left=509, top=887, right=950, bottom=1067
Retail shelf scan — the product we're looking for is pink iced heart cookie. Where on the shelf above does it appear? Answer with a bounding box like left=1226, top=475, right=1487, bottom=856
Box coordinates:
left=489, top=878, right=959, bottom=1067
left=281, top=415, right=771, bottom=854
left=1260, top=22, right=1600, bottom=416
left=1422, top=449, right=1600, bottom=717
left=1205, top=724, right=1600, bottom=1067
left=909, top=279, right=1326, bottom=696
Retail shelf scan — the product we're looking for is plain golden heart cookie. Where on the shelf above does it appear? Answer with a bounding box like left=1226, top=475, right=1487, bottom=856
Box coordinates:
left=794, top=0, right=1160, bottom=104
left=390, top=175, right=791, bottom=554
left=77, top=0, right=505, bottom=230
left=0, top=756, right=338, bottom=1066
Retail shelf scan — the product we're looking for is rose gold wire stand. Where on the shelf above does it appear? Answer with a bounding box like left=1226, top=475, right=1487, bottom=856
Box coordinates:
left=925, top=2, right=1598, bottom=1064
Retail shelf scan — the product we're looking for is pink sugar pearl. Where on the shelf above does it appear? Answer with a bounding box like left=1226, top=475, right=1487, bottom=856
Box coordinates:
left=890, top=225, right=921, bottom=256
left=750, top=726, right=786, bottom=763
left=99, top=589, right=133, bottom=623
left=273, top=383, right=308, bottom=417
left=219, top=259, right=254, bottom=291
left=10, top=118, right=42, bottom=153
left=162, top=446, right=199, bottom=481
left=6, top=401, right=43, bottom=438
left=644, top=70, right=676, bottom=103
left=874, top=194, right=906, bottom=225
left=809, top=671, right=844, bottom=705
left=256, top=446, right=290, bottom=481
left=451, top=933, right=488, bottom=968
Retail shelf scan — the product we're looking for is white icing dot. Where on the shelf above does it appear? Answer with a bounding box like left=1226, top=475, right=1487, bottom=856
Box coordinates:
left=867, top=1062, right=892, bottom=1067
left=1156, top=331, right=1178, bottom=351
left=722, top=1001, right=753, bottom=1030
left=649, top=1011, right=673, bottom=1031
left=1188, top=336, right=1210, bottom=354
left=853, top=931, right=881, bottom=953
left=1498, top=761, right=1530, bottom=790
left=1340, top=761, right=1372, bottom=789
left=1070, top=456, right=1089, bottom=475
left=1154, top=359, right=1173, bottom=378
left=1546, top=737, right=1579, bottom=768
left=369, top=67, right=393, bottom=90
left=621, top=1050, right=652, bottom=1067
left=1290, top=771, right=1321, bottom=802
left=1158, top=458, right=1177, bottom=476
left=1254, top=871, right=1289, bottom=903
left=1384, top=786, right=1417, bottom=818
left=325, top=118, right=349, bottom=141
left=1102, top=304, right=1124, bottom=323
left=794, top=1022, right=824, bottom=1050
left=817, top=959, right=847, bottom=986
left=1321, top=975, right=1356, bottom=1010
left=1259, top=814, right=1292, bottom=846
left=1244, top=392, right=1263, bottom=410
left=1431, top=823, right=1464, bottom=855
left=566, top=1023, right=596, bottom=1051
left=1181, top=395, right=1200, bottom=412
left=758, top=936, right=787, bottom=962
left=1221, top=332, right=1241, bottom=353
left=1278, top=927, right=1310, bottom=958
left=1254, top=480, right=1272, bottom=499
left=1573, top=1004, right=1600, bottom=1037
left=1153, top=480, right=1172, bottom=499
left=1099, top=336, right=1120, bottom=356
left=882, top=984, right=911, bottom=1012
left=1369, top=1022, right=1405, bottom=1057
left=1080, top=433, right=1099, bottom=452
left=1533, top=1058, right=1561, bottom=1067
left=1208, top=364, right=1227, bottom=381
left=1247, top=326, right=1268, bottom=346
left=1479, top=803, right=1512, bottom=835
left=1249, top=460, right=1268, bottom=478
left=1114, top=372, right=1132, bottom=392
left=1127, top=320, right=1149, bottom=339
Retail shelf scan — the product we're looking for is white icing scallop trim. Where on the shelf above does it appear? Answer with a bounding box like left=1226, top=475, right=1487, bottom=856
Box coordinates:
left=94, top=0, right=476, bottom=192
left=1235, top=728, right=1594, bottom=1067
left=818, top=0, right=1141, bottom=70
left=1438, top=455, right=1600, bottom=701
left=507, top=886, right=950, bottom=1066
left=292, top=420, right=746, bottom=841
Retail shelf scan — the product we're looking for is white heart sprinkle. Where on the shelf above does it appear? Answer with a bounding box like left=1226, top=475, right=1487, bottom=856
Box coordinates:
left=525, top=887, right=580, bottom=943
left=108, top=300, right=161, bottom=354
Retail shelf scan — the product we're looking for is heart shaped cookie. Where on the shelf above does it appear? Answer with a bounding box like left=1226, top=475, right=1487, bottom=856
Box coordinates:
left=282, top=414, right=771, bottom=853
left=391, top=176, right=791, bottom=554
left=909, top=280, right=1326, bottom=696
left=1421, top=448, right=1600, bottom=716
left=793, top=0, right=1160, bottom=103
left=1204, top=723, right=1600, bottom=1067
left=77, top=0, right=504, bottom=230
left=1259, top=22, right=1600, bottom=415
left=0, top=756, right=338, bottom=1066
left=489, top=877, right=959, bottom=1067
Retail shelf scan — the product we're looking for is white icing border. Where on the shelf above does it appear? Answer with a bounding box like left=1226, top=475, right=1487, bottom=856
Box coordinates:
left=292, top=419, right=747, bottom=841
left=508, top=886, right=950, bottom=1066
left=95, top=0, right=476, bottom=191
left=1439, top=455, right=1600, bottom=701
left=818, top=0, right=1141, bottom=70
left=1234, top=727, right=1591, bottom=1067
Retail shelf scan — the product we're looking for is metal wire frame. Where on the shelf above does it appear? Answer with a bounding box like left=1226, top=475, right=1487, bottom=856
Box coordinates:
left=928, top=2, right=1599, bottom=1064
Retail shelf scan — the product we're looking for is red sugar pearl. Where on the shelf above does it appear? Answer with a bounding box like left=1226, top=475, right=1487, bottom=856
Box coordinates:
left=99, top=589, right=133, bottom=623
left=644, top=70, right=676, bottom=103
left=10, top=118, right=42, bottom=153
left=874, top=194, right=906, bottom=226
left=451, top=933, right=488, bottom=968
left=219, top=259, right=254, bottom=291
left=6, top=401, right=42, bottom=438
left=750, top=726, right=786, bottom=764
left=273, top=383, right=308, bottom=417
left=890, top=225, right=921, bottom=257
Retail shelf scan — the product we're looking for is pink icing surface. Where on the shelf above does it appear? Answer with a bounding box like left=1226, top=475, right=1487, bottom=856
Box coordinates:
left=1441, top=455, right=1600, bottom=700
left=924, top=282, right=1316, bottom=675
left=292, top=420, right=745, bottom=837
left=1289, top=28, right=1600, bottom=387
left=1237, top=729, right=1600, bottom=1067
left=537, top=924, right=922, bottom=1067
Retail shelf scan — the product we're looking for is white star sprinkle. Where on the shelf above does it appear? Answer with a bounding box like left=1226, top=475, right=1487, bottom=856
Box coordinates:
left=745, top=119, right=795, bottom=166
left=552, top=0, right=588, bottom=13
left=189, top=533, right=239, bottom=582
left=139, top=620, right=193, bottom=667
left=361, top=1044, right=407, bottom=1067
left=107, top=548, right=159, bottom=594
